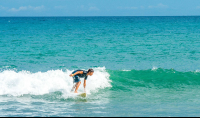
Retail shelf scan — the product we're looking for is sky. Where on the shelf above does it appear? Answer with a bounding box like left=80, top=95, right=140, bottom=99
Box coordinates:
left=0, top=0, right=200, bottom=16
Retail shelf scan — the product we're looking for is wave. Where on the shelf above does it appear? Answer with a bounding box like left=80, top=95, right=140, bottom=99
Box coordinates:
left=1, top=66, right=200, bottom=98
left=0, top=67, right=112, bottom=97
left=108, top=68, right=200, bottom=90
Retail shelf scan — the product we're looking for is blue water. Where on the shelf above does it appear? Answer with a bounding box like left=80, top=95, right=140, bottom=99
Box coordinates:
left=0, top=16, right=200, bottom=116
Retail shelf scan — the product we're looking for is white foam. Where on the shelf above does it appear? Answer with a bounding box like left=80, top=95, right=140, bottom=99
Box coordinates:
left=195, top=70, right=200, bottom=73
left=122, top=70, right=131, bottom=71
left=151, top=66, right=158, bottom=71
left=0, top=67, right=112, bottom=97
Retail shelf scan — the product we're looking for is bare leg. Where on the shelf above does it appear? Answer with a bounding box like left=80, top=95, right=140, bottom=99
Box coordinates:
left=74, top=81, right=81, bottom=93
left=71, top=83, right=77, bottom=92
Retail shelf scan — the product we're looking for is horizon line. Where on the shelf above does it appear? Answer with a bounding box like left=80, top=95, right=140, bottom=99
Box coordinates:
left=0, top=15, right=200, bottom=17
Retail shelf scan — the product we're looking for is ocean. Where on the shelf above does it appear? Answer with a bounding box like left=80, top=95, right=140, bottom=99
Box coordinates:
left=0, top=16, right=200, bottom=116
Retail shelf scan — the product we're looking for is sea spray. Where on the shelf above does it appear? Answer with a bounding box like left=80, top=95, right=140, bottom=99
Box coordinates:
left=0, top=67, right=111, bottom=97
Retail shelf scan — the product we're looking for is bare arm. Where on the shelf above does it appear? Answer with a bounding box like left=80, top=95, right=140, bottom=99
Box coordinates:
left=83, top=79, right=86, bottom=88
left=69, top=71, right=83, bottom=77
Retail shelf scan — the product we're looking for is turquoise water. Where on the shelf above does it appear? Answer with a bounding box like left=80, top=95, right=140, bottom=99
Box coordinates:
left=0, top=16, right=200, bottom=116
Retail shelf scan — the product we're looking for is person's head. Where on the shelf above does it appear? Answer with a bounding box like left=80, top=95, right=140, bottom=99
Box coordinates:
left=87, top=69, right=94, bottom=76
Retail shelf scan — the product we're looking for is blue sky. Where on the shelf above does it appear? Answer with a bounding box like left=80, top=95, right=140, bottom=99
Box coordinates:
left=0, top=0, right=200, bottom=16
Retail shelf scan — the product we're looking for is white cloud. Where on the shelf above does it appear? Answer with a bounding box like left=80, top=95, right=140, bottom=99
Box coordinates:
left=8, top=5, right=45, bottom=12
left=118, top=4, right=167, bottom=11
left=0, top=6, right=7, bottom=10
left=78, top=5, right=99, bottom=11
left=148, top=3, right=168, bottom=9
left=88, top=6, right=99, bottom=11
left=33, top=5, right=44, bottom=10
left=9, top=6, right=27, bottom=12
left=148, top=6, right=154, bottom=9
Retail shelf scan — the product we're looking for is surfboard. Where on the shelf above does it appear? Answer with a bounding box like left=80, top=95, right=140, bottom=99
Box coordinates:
left=78, top=92, right=86, bottom=97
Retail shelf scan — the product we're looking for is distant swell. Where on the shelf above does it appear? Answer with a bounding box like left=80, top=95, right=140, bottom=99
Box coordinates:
left=108, top=68, right=200, bottom=90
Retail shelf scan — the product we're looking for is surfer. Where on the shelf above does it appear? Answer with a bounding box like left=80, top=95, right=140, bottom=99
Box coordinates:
left=69, top=69, right=94, bottom=93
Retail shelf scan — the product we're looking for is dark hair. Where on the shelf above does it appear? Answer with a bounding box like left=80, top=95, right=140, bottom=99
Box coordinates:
left=88, top=69, right=94, bottom=73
